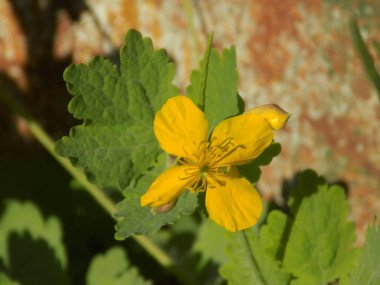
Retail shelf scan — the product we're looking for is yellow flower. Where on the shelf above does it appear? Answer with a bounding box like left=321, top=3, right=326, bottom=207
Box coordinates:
left=141, top=96, right=288, bottom=232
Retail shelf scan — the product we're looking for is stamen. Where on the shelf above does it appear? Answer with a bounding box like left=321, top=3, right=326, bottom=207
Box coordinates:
left=178, top=168, right=199, bottom=181
left=218, top=165, right=231, bottom=174
left=186, top=180, right=199, bottom=192
left=185, top=168, right=200, bottom=175
left=195, top=140, right=208, bottom=164
left=180, top=140, right=208, bottom=166
left=185, top=175, right=207, bottom=192
left=177, top=157, right=188, bottom=165
left=206, top=174, right=226, bottom=187
left=198, top=179, right=207, bottom=192
left=206, top=137, right=246, bottom=167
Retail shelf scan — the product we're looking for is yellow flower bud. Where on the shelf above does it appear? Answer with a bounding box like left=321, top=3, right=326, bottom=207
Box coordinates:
left=247, top=104, right=290, bottom=130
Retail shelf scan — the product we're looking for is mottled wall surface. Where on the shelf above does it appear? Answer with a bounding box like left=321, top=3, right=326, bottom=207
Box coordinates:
left=1, top=0, right=379, bottom=241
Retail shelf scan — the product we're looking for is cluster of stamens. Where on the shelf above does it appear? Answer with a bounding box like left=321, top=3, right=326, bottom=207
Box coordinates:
left=178, top=137, right=245, bottom=192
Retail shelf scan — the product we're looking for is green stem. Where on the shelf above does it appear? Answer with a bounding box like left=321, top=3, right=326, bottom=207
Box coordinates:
left=28, top=119, right=118, bottom=216
left=350, top=17, right=380, bottom=99
left=239, top=230, right=266, bottom=285
left=0, top=89, right=174, bottom=268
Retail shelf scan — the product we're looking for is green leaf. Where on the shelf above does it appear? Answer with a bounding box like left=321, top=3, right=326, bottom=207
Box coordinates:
left=188, top=42, right=240, bottom=133
left=205, top=47, right=240, bottom=132
left=56, top=30, right=178, bottom=191
left=0, top=273, right=21, bottom=285
left=259, top=210, right=289, bottom=259
left=238, top=142, right=281, bottom=183
left=220, top=229, right=291, bottom=285
left=187, top=34, right=213, bottom=110
left=256, top=211, right=292, bottom=285
left=346, top=225, right=380, bottom=285
left=114, top=154, right=198, bottom=240
left=274, top=170, right=326, bottom=261
left=0, top=200, right=69, bottom=285
left=288, top=169, right=326, bottom=214
left=350, top=18, right=380, bottom=98
left=120, top=30, right=179, bottom=113
left=86, top=246, right=151, bottom=285
left=283, top=185, right=356, bottom=284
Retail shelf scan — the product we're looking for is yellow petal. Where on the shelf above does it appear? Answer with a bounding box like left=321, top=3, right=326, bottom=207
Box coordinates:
left=154, top=96, right=208, bottom=158
left=205, top=175, right=262, bottom=232
left=247, top=104, right=290, bottom=130
left=141, top=165, right=198, bottom=208
left=209, top=113, right=273, bottom=167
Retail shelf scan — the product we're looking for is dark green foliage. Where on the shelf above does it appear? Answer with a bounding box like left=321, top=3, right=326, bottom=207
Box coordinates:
left=56, top=30, right=178, bottom=192
left=221, top=170, right=359, bottom=285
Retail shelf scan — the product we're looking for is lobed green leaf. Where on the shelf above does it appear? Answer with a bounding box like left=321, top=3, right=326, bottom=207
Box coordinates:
left=187, top=34, right=213, bottom=110
left=204, top=47, right=240, bottom=133
left=187, top=40, right=239, bottom=134
left=56, top=30, right=178, bottom=192
left=221, top=170, right=360, bottom=285
left=283, top=185, right=357, bottom=284
left=120, top=30, right=178, bottom=113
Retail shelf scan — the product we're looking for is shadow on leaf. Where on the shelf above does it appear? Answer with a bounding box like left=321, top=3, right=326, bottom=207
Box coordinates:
left=238, top=142, right=281, bottom=184
left=5, top=232, right=70, bottom=285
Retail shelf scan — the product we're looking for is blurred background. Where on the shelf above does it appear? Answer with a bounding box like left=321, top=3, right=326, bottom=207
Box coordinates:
left=0, top=0, right=379, bottom=283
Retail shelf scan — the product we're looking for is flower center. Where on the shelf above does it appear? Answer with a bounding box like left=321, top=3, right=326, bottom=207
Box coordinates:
left=205, top=137, right=245, bottom=167
left=199, top=165, right=208, bottom=175
left=178, top=137, right=245, bottom=192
